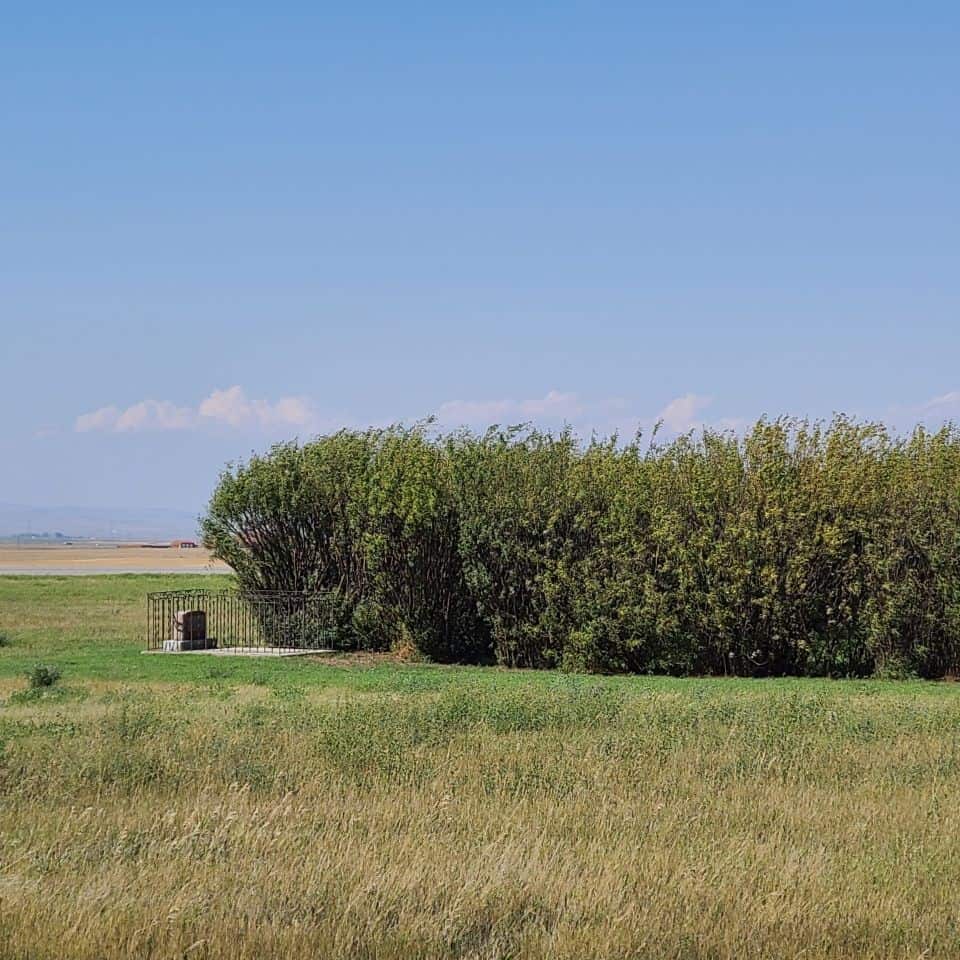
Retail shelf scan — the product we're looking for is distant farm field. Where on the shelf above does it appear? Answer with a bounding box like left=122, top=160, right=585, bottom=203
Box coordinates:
left=2, top=576, right=960, bottom=959
left=0, top=544, right=229, bottom=575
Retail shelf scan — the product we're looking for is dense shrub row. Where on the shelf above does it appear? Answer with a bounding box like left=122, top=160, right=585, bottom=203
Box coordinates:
left=201, top=418, right=960, bottom=677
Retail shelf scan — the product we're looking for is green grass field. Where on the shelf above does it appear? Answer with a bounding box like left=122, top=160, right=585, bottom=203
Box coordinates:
left=3, top=575, right=960, bottom=959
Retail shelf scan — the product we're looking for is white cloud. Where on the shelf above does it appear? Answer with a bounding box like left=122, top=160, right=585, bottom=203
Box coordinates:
left=76, top=406, right=122, bottom=433
left=74, top=385, right=741, bottom=442
left=270, top=395, right=314, bottom=427
left=197, top=385, right=314, bottom=429
left=888, top=389, right=960, bottom=431
left=196, top=387, right=245, bottom=427
left=434, top=389, right=738, bottom=440
left=116, top=400, right=193, bottom=432
left=75, top=386, right=317, bottom=434
left=437, top=390, right=584, bottom=425
left=655, top=393, right=715, bottom=433
left=521, top=390, right=583, bottom=418
left=918, top=391, right=960, bottom=416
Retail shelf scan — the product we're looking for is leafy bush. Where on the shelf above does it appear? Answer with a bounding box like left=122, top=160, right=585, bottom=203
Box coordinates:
left=26, top=664, right=62, bottom=689
left=0, top=633, right=10, bottom=648
left=362, top=426, right=488, bottom=661
left=451, top=426, right=580, bottom=667
left=202, top=417, right=960, bottom=678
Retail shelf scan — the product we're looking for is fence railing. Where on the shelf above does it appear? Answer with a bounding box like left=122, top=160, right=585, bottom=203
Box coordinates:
left=146, top=589, right=350, bottom=654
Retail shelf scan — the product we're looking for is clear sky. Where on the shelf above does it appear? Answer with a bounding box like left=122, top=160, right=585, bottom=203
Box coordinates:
left=3, top=3, right=958, bottom=514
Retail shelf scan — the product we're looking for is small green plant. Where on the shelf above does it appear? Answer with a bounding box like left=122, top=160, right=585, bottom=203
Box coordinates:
left=0, top=633, right=11, bottom=647
left=27, top=663, right=62, bottom=689
left=873, top=657, right=918, bottom=682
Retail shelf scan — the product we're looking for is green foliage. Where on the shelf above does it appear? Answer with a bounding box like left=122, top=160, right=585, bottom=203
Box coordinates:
left=0, top=633, right=10, bottom=647
left=202, top=417, right=960, bottom=678
left=26, top=663, right=61, bottom=689
left=360, top=424, right=488, bottom=661
left=451, top=426, right=581, bottom=667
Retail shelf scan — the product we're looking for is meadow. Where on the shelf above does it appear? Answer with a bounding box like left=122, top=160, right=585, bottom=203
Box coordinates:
left=3, top=575, right=960, bottom=958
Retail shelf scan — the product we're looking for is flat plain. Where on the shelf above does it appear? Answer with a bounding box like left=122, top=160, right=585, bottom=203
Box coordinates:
left=0, top=544, right=229, bottom=575
left=2, top=575, right=960, bottom=959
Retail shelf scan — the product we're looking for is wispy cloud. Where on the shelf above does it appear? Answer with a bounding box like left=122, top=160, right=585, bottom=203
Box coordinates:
left=435, top=389, right=736, bottom=438
left=918, top=391, right=960, bottom=417
left=436, top=390, right=585, bottom=425
left=654, top=393, right=714, bottom=433
left=75, top=386, right=318, bottom=434
left=888, top=389, right=960, bottom=431
left=74, top=385, right=743, bottom=441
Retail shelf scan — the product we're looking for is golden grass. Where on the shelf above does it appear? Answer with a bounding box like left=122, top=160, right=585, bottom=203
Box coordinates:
left=0, top=545, right=228, bottom=573
left=3, top=680, right=960, bottom=959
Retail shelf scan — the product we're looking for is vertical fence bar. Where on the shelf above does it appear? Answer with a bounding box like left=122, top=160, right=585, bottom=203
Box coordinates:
left=146, top=589, right=344, bottom=654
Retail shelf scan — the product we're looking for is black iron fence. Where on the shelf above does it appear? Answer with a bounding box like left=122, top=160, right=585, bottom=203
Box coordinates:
left=146, top=589, right=350, bottom=654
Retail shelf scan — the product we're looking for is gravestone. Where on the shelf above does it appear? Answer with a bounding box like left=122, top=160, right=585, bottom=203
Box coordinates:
left=162, top=610, right=216, bottom=651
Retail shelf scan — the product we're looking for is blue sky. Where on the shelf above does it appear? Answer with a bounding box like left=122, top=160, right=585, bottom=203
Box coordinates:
left=3, top=3, right=958, bottom=513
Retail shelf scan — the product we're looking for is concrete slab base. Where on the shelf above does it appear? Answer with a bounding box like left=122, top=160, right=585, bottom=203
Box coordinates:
left=162, top=637, right=217, bottom=652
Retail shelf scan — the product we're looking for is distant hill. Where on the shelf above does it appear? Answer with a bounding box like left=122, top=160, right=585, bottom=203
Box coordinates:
left=0, top=503, right=200, bottom=541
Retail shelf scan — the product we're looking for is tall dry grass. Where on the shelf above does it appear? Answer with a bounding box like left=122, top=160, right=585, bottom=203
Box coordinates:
left=3, top=681, right=960, bottom=958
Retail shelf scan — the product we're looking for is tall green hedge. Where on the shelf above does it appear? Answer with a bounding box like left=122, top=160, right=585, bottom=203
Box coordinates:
left=201, top=418, right=960, bottom=677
